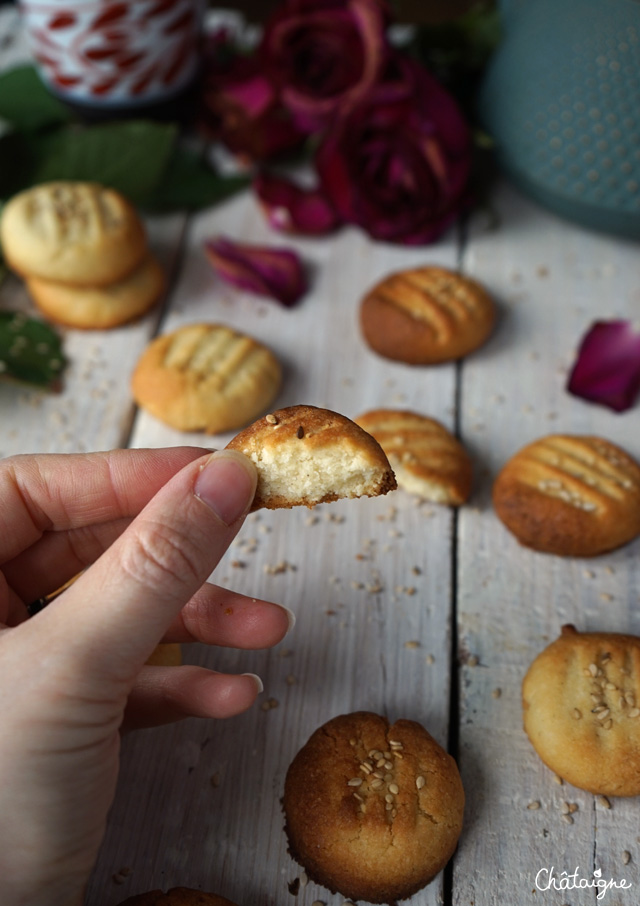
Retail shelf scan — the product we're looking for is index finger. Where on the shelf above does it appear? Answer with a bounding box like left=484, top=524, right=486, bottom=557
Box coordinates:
left=0, top=447, right=210, bottom=564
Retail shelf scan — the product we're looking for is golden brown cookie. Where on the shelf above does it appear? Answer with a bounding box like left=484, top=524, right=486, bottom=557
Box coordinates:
left=283, top=711, right=465, bottom=904
left=355, top=409, right=472, bottom=505
left=0, top=181, right=147, bottom=286
left=225, top=405, right=397, bottom=510
left=523, top=625, right=640, bottom=796
left=493, top=434, right=640, bottom=557
left=115, top=888, right=239, bottom=906
left=26, top=253, right=164, bottom=329
left=360, top=266, right=495, bottom=364
left=131, top=323, right=282, bottom=434
left=145, top=643, right=182, bottom=667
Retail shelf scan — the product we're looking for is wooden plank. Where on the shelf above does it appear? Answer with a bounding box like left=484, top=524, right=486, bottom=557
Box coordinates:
left=454, top=181, right=640, bottom=906
left=87, top=190, right=462, bottom=905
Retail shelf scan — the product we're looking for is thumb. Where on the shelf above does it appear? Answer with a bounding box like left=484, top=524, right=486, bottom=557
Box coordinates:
left=37, top=449, right=257, bottom=679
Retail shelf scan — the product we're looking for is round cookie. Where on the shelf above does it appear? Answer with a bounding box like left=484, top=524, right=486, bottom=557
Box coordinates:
left=523, top=625, right=640, bottom=796
left=0, top=181, right=147, bottom=286
left=131, top=323, right=282, bottom=434
left=283, top=711, right=464, bottom=904
left=355, top=409, right=472, bottom=505
left=26, top=253, right=165, bottom=329
left=493, top=434, right=640, bottom=557
left=116, top=888, right=239, bottom=906
left=360, top=265, right=495, bottom=364
left=226, top=405, right=397, bottom=510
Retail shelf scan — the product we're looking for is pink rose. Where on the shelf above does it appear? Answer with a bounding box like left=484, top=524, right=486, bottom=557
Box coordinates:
left=261, top=0, right=391, bottom=133
left=315, top=54, right=472, bottom=244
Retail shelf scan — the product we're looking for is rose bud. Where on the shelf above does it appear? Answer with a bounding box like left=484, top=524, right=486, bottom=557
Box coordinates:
left=205, top=236, right=308, bottom=307
left=254, top=171, right=341, bottom=235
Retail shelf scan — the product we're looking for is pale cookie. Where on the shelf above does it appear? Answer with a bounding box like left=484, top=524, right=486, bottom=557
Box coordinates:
left=116, top=889, right=239, bottom=906
left=355, top=409, right=472, bottom=505
left=523, top=625, right=640, bottom=796
left=283, top=711, right=465, bottom=904
left=26, top=253, right=164, bottom=329
left=131, top=323, right=282, bottom=434
left=0, top=181, right=147, bottom=285
left=493, top=434, right=640, bottom=557
left=226, top=405, right=396, bottom=510
left=360, top=265, right=495, bottom=364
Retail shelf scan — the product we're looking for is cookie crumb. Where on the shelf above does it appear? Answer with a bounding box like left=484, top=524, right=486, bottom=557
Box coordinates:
left=623, top=851, right=631, bottom=865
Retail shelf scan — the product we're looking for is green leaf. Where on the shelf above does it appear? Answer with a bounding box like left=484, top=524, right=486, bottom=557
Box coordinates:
left=143, top=144, right=250, bottom=211
left=0, top=311, right=67, bottom=390
left=0, top=66, right=73, bottom=132
left=0, top=132, right=36, bottom=200
left=23, top=121, right=178, bottom=204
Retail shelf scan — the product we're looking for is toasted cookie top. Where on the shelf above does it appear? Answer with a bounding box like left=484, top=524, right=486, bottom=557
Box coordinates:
left=1, top=181, right=147, bottom=285
left=360, top=266, right=495, bottom=364
left=493, top=434, right=640, bottom=556
left=131, top=323, right=282, bottom=435
left=116, top=889, right=239, bottom=906
left=355, top=409, right=472, bottom=505
left=283, top=711, right=464, bottom=904
left=523, top=625, right=640, bottom=796
left=225, top=405, right=397, bottom=510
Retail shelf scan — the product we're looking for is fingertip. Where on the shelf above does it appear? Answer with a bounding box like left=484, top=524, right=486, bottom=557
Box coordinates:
left=194, top=450, right=258, bottom=526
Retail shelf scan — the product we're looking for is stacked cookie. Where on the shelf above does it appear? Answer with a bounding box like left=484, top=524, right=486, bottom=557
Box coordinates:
left=0, top=181, right=164, bottom=329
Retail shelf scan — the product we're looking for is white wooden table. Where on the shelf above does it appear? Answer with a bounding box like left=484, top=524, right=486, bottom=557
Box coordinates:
left=2, top=7, right=640, bottom=905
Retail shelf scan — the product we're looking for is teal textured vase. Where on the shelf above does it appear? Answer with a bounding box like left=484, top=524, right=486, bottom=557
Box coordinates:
left=477, top=0, right=640, bottom=238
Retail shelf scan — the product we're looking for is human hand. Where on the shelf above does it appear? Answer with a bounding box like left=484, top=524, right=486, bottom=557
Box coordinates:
left=0, top=447, right=293, bottom=906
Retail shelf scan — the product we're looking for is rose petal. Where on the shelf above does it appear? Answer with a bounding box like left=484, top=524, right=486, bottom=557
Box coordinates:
left=254, top=172, right=341, bottom=234
left=205, top=236, right=307, bottom=307
left=567, top=320, right=640, bottom=412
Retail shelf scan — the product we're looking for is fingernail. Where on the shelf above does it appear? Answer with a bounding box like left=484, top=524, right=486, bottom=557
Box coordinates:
left=280, top=604, right=296, bottom=632
left=242, top=672, right=264, bottom=694
left=194, top=450, right=257, bottom=526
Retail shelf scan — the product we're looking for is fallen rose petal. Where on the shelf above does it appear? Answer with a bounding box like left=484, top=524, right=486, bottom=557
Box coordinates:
left=567, top=320, right=640, bottom=412
left=205, top=236, right=307, bottom=307
left=254, top=172, right=341, bottom=234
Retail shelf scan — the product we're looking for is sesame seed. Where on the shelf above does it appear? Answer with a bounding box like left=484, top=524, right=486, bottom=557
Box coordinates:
left=527, top=800, right=541, bottom=810
left=602, top=719, right=613, bottom=729
left=416, top=775, right=426, bottom=790
left=388, top=739, right=403, bottom=749
left=265, top=413, right=278, bottom=425
left=597, top=795, right=612, bottom=809
left=388, top=783, right=399, bottom=795
left=562, top=814, right=574, bottom=825
left=385, top=802, right=393, bottom=811
left=573, top=709, right=582, bottom=719
left=347, top=778, right=363, bottom=787
left=385, top=793, right=394, bottom=803
left=623, top=851, right=631, bottom=865
left=370, top=779, right=384, bottom=790
left=353, top=793, right=363, bottom=802
left=596, top=709, right=611, bottom=721
left=628, top=708, right=640, bottom=718
left=625, top=692, right=636, bottom=706
left=589, top=663, right=599, bottom=676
